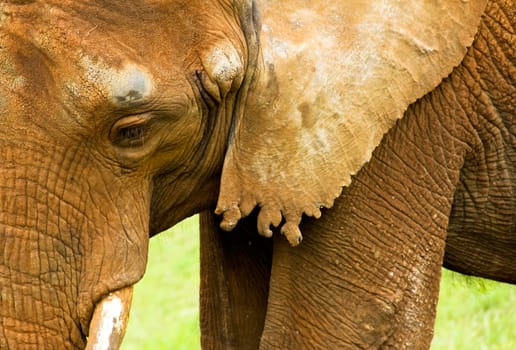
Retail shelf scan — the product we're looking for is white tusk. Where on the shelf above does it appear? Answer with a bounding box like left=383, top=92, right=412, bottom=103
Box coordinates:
left=85, top=286, right=134, bottom=350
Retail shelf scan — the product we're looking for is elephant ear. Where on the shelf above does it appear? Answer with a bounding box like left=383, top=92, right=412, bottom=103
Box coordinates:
left=217, top=0, right=487, bottom=245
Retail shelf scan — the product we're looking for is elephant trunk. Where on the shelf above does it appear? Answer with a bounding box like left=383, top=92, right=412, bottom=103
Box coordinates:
left=0, top=144, right=148, bottom=349
left=85, top=286, right=134, bottom=350
left=0, top=192, right=86, bottom=348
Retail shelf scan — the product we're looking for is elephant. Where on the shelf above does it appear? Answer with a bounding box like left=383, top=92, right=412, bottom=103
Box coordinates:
left=0, top=0, right=513, bottom=349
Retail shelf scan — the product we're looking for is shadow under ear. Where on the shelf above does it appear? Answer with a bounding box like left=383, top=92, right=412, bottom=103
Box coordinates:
left=199, top=209, right=273, bottom=350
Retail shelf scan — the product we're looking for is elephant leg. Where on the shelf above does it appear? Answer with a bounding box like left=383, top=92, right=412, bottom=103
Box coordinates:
left=260, top=142, right=454, bottom=350
left=199, top=210, right=273, bottom=350
left=258, top=83, right=471, bottom=348
left=259, top=109, right=463, bottom=348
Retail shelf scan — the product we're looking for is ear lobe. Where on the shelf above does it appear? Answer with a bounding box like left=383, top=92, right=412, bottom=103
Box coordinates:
left=196, top=0, right=260, bottom=102
left=217, top=0, right=487, bottom=245
left=199, top=44, right=245, bottom=102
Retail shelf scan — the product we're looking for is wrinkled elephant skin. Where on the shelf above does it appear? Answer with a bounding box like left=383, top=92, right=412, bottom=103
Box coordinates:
left=0, top=0, right=514, bottom=349
left=0, top=1, right=258, bottom=348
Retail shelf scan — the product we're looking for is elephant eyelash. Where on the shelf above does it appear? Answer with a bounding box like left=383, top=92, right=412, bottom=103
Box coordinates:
left=110, top=115, right=151, bottom=148
left=116, top=125, right=147, bottom=146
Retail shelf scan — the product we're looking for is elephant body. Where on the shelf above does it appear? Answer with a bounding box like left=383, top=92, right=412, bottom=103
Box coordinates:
left=200, top=0, right=515, bottom=348
left=0, top=0, right=513, bottom=349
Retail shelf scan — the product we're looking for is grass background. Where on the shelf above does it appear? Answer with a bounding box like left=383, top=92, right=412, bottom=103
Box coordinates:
left=121, top=216, right=515, bottom=349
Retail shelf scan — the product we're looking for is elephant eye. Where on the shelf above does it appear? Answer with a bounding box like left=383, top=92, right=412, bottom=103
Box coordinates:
left=110, top=115, right=151, bottom=148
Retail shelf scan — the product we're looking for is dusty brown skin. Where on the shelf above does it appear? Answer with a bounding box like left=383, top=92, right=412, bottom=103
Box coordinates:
left=0, top=0, right=514, bottom=349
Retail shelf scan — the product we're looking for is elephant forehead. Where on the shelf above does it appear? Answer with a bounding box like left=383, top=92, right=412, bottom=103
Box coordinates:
left=0, top=36, right=152, bottom=107
left=79, top=56, right=155, bottom=105
left=0, top=33, right=55, bottom=117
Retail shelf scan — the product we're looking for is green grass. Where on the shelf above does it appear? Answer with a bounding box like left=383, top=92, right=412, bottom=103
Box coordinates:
left=121, top=216, right=515, bottom=349
left=432, top=270, right=515, bottom=350
left=121, top=217, right=200, bottom=350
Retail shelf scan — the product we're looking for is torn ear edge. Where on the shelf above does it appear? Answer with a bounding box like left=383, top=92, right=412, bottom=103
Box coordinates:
left=216, top=0, right=487, bottom=246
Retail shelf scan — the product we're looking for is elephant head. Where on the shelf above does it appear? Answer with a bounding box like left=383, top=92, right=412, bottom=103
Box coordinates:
left=0, top=0, right=488, bottom=348
left=0, top=0, right=259, bottom=348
